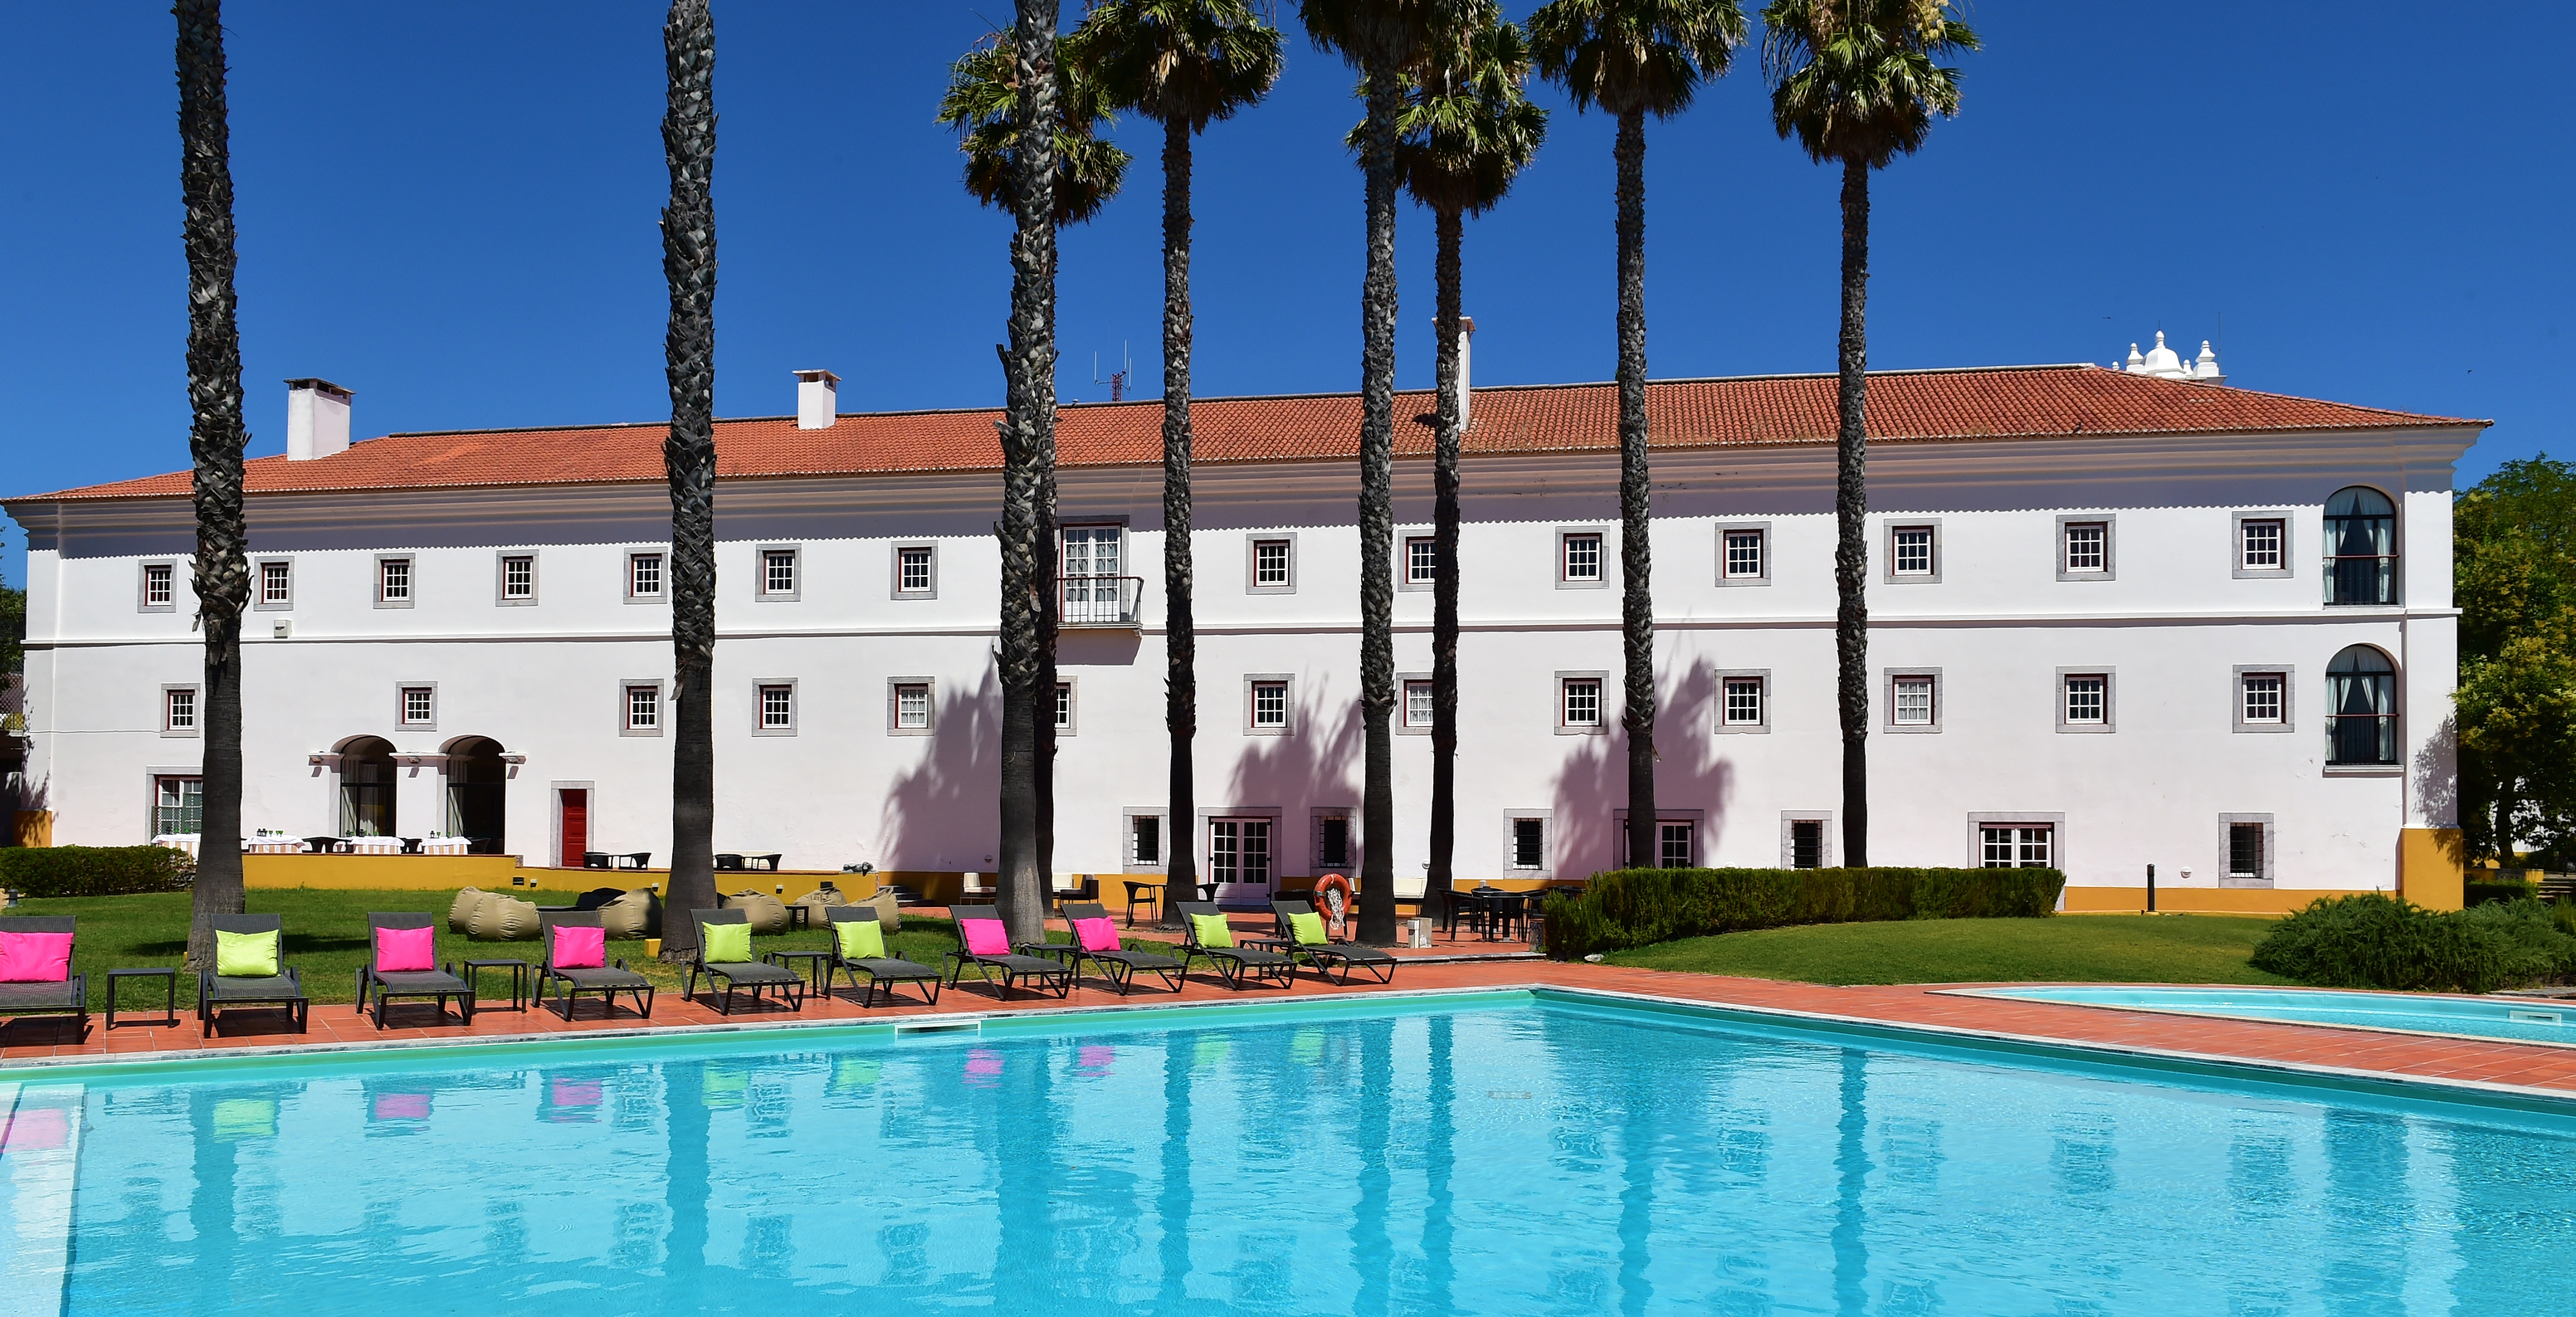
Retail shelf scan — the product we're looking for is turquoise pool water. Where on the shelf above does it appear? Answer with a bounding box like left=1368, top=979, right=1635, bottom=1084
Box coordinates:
left=7, top=991, right=2576, bottom=1315
left=1973, top=984, right=2576, bottom=1046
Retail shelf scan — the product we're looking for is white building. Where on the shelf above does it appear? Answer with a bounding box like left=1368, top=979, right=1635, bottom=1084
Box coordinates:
left=3, top=349, right=2482, bottom=910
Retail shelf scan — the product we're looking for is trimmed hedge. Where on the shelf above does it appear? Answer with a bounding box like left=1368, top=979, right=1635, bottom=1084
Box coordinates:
left=2250, top=894, right=2576, bottom=993
left=2466, top=880, right=2538, bottom=906
left=0, top=845, right=196, bottom=899
left=1541, top=866, right=2066, bottom=960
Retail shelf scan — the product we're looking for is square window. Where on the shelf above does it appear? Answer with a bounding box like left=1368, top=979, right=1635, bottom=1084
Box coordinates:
left=629, top=553, right=665, bottom=598
left=1659, top=822, right=1695, bottom=870
left=1892, top=526, right=1935, bottom=576
left=893, top=682, right=932, bottom=731
left=762, top=549, right=798, bottom=598
left=1511, top=817, right=1546, bottom=870
left=2241, top=519, right=2285, bottom=570
left=1406, top=536, right=1437, bottom=585
left=500, top=555, right=534, bottom=601
left=2228, top=822, right=2266, bottom=879
left=378, top=557, right=412, bottom=603
left=1981, top=825, right=2053, bottom=868
left=626, top=684, right=660, bottom=732
left=144, top=562, right=176, bottom=607
left=1562, top=678, right=1603, bottom=728
left=1254, top=539, right=1291, bottom=588
left=1724, top=529, right=1765, bottom=580
left=260, top=561, right=294, bottom=606
left=759, top=684, right=795, bottom=731
left=154, top=775, right=203, bottom=836
left=399, top=686, right=435, bottom=727
left=1561, top=533, right=1603, bottom=583
left=897, top=545, right=934, bottom=593
left=164, top=687, right=197, bottom=732
left=1404, top=680, right=1435, bottom=729
left=1251, top=680, right=1289, bottom=729
left=2064, top=522, right=2108, bottom=573
left=1132, top=814, right=1162, bottom=866
left=2064, top=675, right=2106, bottom=724
left=1790, top=819, right=1824, bottom=870
left=1891, top=675, right=1935, bottom=726
left=2242, top=673, right=2285, bottom=724
left=1722, top=676, right=1765, bottom=727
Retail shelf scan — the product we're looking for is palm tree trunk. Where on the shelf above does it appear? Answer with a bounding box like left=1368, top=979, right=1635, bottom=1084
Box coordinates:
left=1833, top=155, right=1871, bottom=868
left=1161, top=115, right=1199, bottom=897
left=1430, top=207, right=1463, bottom=900
left=1035, top=410, right=1059, bottom=890
left=1354, top=57, right=1403, bottom=946
left=995, top=0, right=1061, bottom=944
left=175, top=0, right=247, bottom=972
left=659, top=0, right=720, bottom=958
left=1614, top=108, right=1656, bottom=872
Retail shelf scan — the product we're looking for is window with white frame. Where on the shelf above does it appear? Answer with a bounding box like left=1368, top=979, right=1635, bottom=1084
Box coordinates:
left=1621, top=819, right=1697, bottom=868
left=1788, top=818, right=1826, bottom=870
left=1891, top=525, right=1935, bottom=577
left=629, top=552, right=665, bottom=599
left=1510, top=817, right=1546, bottom=870
left=163, top=686, right=198, bottom=734
left=1054, top=681, right=1075, bottom=733
left=1250, top=680, right=1289, bottom=730
left=759, top=684, right=795, bottom=732
left=1404, top=679, right=1435, bottom=729
left=144, top=562, right=176, bottom=609
left=1253, top=539, right=1292, bottom=588
left=378, top=557, right=412, bottom=604
left=1722, top=676, right=1765, bottom=728
left=1561, top=676, right=1603, bottom=729
left=761, top=549, right=798, bottom=598
left=896, top=545, right=935, bottom=594
left=2063, top=674, right=2107, bottom=726
left=2241, top=671, right=2286, bottom=724
left=1561, top=532, right=1603, bottom=583
left=625, top=684, right=661, bottom=732
left=1208, top=817, right=1273, bottom=886
left=2063, top=521, right=2109, bottom=574
left=500, top=554, right=535, bottom=602
left=260, top=560, right=291, bottom=606
left=2241, top=519, right=2285, bottom=571
left=1891, top=674, right=1936, bottom=728
left=399, top=685, right=436, bottom=727
left=1981, top=825, right=2054, bottom=868
left=154, top=775, right=202, bottom=836
left=891, top=681, right=933, bottom=733
left=1130, top=814, right=1163, bottom=866
left=1723, top=529, right=1765, bottom=581
left=1405, top=535, right=1437, bottom=586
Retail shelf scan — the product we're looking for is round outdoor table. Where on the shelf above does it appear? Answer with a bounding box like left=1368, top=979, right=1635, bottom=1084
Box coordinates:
left=1122, top=880, right=1165, bottom=928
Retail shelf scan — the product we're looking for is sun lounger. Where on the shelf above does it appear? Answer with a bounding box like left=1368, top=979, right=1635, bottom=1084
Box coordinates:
left=943, top=905, right=1074, bottom=999
left=683, top=908, right=807, bottom=1015
left=822, top=905, right=943, bottom=1007
left=1270, top=899, right=1399, bottom=985
left=1042, top=901, right=1181, bottom=994
left=355, top=911, right=475, bottom=1027
left=0, top=915, right=88, bottom=1033
left=536, top=912, right=655, bottom=1020
left=1173, top=901, right=1295, bottom=990
left=199, top=913, right=308, bottom=1037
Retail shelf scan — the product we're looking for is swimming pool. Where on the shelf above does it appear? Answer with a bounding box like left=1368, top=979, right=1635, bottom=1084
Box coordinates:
left=8, top=988, right=2576, bottom=1315
left=1971, top=984, right=2576, bottom=1046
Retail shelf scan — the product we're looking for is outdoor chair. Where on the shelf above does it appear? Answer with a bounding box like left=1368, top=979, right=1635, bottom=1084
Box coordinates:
left=1045, top=902, right=1182, bottom=994
left=1269, top=900, right=1398, bottom=986
left=943, top=905, right=1074, bottom=1000
left=355, top=911, right=474, bottom=1028
left=822, top=905, right=942, bottom=1007
left=1173, top=901, right=1295, bottom=991
left=683, top=908, right=807, bottom=1015
left=199, top=913, right=309, bottom=1037
left=0, top=915, right=88, bottom=1034
left=536, top=912, right=655, bottom=1021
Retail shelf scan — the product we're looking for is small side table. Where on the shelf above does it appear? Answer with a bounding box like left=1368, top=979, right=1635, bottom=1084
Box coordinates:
left=764, top=949, right=834, bottom=993
left=461, top=958, right=530, bottom=1012
left=106, top=967, right=179, bottom=1029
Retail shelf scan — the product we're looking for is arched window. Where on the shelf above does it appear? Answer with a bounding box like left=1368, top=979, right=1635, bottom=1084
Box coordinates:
left=337, top=736, right=396, bottom=837
left=2324, top=486, right=2397, bottom=605
left=443, top=736, right=509, bottom=854
left=2326, top=646, right=2398, bottom=765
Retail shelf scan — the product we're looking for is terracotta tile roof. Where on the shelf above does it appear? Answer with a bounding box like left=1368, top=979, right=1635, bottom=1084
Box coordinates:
left=12, top=364, right=2482, bottom=503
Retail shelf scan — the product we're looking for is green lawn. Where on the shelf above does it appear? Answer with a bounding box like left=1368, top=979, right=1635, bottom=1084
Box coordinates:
left=1604, top=915, right=2300, bottom=987
left=2, top=888, right=981, bottom=1009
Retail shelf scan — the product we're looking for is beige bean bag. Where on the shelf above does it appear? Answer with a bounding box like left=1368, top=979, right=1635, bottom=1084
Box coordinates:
left=723, top=890, right=789, bottom=935
left=446, top=887, right=487, bottom=934
left=599, top=888, right=661, bottom=940
left=789, top=887, right=847, bottom=929
left=467, top=891, right=541, bottom=941
left=866, top=888, right=902, bottom=931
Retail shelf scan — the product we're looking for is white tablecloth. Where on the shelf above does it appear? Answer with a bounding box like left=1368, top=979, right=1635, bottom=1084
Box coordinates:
left=416, top=837, right=473, bottom=856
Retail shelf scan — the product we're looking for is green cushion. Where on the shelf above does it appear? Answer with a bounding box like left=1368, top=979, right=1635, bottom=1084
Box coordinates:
left=835, top=918, right=886, bottom=960
left=702, top=920, right=753, bottom=963
left=1289, top=911, right=1328, bottom=946
left=1189, top=913, right=1233, bottom=949
left=215, top=928, right=279, bottom=978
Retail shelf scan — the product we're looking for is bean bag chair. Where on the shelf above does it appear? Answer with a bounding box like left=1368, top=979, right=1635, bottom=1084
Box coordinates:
left=447, top=887, right=488, bottom=934
left=789, top=887, right=847, bottom=929
left=723, top=890, right=789, bottom=935
left=866, top=888, right=903, bottom=932
left=467, top=892, right=541, bottom=941
left=598, top=888, right=661, bottom=940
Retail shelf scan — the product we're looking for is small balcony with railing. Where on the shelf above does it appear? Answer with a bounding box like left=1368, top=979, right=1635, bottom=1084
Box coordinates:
left=1059, top=575, right=1143, bottom=629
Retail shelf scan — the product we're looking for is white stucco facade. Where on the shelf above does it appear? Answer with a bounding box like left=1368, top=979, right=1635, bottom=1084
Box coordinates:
left=3, top=365, right=2480, bottom=900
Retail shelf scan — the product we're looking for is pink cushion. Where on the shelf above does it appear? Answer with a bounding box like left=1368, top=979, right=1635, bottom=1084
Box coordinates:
left=552, top=925, right=607, bottom=970
left=374, top=925, right=436, bottom=973
left=1074, top=916, right=1120, bottom=954
left=0, top=931, right=73, bottom=983
left=962, top=919, right=1010, bottom=957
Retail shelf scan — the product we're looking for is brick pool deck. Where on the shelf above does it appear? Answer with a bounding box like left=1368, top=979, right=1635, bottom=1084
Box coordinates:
left=9, top=946, right=2576, bottom=1099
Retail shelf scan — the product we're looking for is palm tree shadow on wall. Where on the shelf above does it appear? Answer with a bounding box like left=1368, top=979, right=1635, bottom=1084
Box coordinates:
left=873, top=665, right=1002, bottom=873
left=1551, top=660, right=1733, bottom=876
left=1222, top=674, right=1366, bottom=878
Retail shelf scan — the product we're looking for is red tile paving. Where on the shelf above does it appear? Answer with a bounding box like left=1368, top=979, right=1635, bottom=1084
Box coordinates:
left=10, top=958, right=2576, bottom=1101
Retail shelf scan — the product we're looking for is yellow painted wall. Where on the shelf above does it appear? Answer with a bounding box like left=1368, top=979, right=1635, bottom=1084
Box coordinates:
left=2063, top=886, right=2354, bottom=915
left=2399, top=827, right=2466, bottom=911
left=9, top=810, right=51, bottom=848
left=243, top=853, right=523, bottom=890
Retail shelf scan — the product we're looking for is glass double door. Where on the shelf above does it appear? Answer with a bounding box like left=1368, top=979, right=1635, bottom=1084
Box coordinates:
left=1208, top=818, right=1272, bottom=905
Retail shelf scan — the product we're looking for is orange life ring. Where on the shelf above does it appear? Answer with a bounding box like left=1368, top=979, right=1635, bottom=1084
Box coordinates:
left=1310, top=872, right=1356, bottom=937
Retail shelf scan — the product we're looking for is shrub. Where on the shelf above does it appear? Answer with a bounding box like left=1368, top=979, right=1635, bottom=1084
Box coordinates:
left=0, top=845, right=196, bottom=899
left=1541, top=866, right=2065, bottom=961
left=2250, top=894, right=2576, bottom=994
left=2466, top=879, right=2538, bottom=906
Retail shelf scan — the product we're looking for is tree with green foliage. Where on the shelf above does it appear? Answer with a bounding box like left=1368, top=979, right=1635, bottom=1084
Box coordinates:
left=1388, top=0, right=1545, bottom=897
left=657, top=0, right=720, bottom=962
left=0, top=532, right=23, bottom=684
left=1076, top=0, right=1283, bottom=907
left=1761, top=0, right=1975, bottom=867
left=2456, top=456, right=2576, bottom=863
left=1530, top=0, right=1743, bottom=876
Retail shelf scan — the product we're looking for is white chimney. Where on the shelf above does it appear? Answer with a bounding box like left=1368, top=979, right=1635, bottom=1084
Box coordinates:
left=285, top=378, right=352, bottom=461
left=793, top=368, right=840, bottom=430
left=1457, top=316, right=1475, bottom=432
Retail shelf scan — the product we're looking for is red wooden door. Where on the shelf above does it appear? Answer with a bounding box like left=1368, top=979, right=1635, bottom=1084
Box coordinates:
left=559, top=789, right=588, bottom=868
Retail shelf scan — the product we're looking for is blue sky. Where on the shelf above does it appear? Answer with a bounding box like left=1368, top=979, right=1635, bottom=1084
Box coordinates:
left=3, top=2, right=2569, bottom=588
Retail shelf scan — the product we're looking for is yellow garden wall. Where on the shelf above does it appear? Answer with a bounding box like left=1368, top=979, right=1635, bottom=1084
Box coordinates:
left=243, top=853, right=523, bottom=890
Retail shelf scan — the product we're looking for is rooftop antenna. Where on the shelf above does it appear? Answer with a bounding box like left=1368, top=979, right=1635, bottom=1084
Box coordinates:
left=1093, top=342, right=1133, bottom=402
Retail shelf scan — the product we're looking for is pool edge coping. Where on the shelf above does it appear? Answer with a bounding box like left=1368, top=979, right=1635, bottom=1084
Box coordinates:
left=1934, top=983, right=2576, bottom=1054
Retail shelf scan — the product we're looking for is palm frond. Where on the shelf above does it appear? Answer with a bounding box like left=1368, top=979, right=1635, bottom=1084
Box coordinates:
left=1759, top=0, right=1976, bottom=166
left=939, top=33, right=1134, bottom=225
left=1526, top=0, right=1746, bottom=120
left=1075, top=0, right=1285, bottom=133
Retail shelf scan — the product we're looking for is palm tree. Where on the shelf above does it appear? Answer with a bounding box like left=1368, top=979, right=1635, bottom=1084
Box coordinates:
left=1076, top=0, right=1283, bottom=911
left=1300, top=0, right=1443, bottom=947
left=1529, top=0, right=1742, bottom=876
left=1762, top=0, right=1975, bottom=867
left=174, top=0, right=250, bottom=970
left=1389, top=2, right=1544, bottom=899
left=659, top=0, right=720, bottom=960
